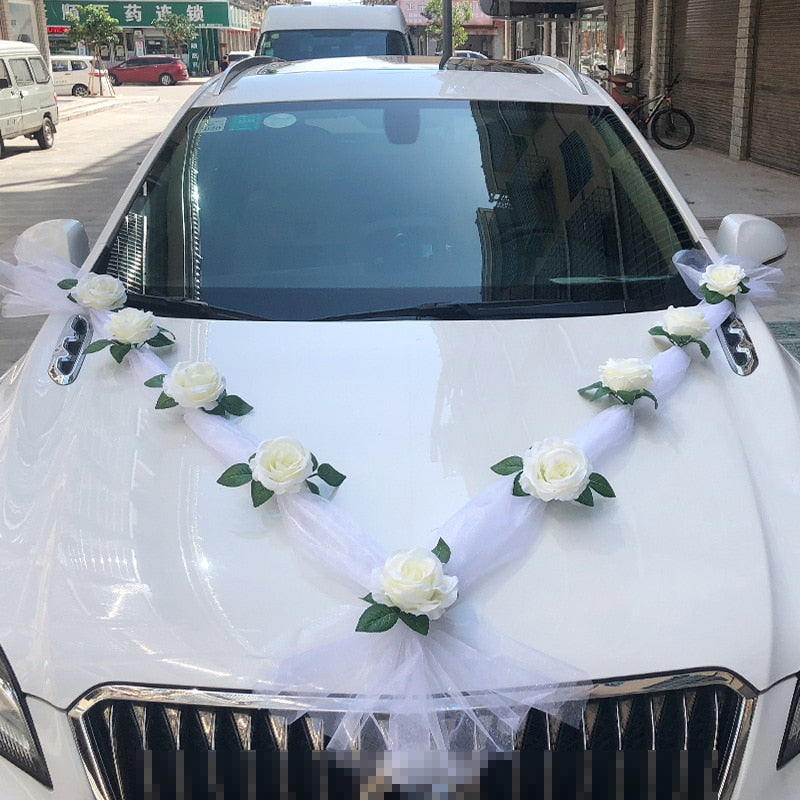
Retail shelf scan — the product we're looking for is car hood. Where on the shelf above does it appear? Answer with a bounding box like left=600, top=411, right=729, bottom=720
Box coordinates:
left=2, top=306, right=800, bottom=709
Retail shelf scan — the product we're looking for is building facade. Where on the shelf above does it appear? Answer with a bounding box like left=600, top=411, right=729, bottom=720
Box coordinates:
left=495, top=0, right=800, bottom=175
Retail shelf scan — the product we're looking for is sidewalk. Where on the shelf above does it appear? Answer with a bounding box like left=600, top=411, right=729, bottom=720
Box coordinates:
left=657, top=145, right=800, bottom=228
left=56, top=76, right=210, bottom=121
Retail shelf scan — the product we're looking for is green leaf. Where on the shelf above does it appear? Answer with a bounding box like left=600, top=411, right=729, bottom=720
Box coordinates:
left=306, top=480, right=321, bottom=495
left=144, top=374, right=165, bottom=388
left=399, top=611, right=430, bottom=636
left=203, top=403, right=227, bottom=417
left=147, top=331, right=174, bottom=348
left=57, top=278, right=78, bottom=289
left=648, top=326, right=667, bottom=337
left=739, top=281, right=750, bottom=294
left=699, top=285, right=726, bottom=305
left=155, top=391, right=178, bottom=409
left=251, top=481, right=274, bottom=508
left=698, top=340, right=711, bottom=358
left=588, top=472, right=615, bottom=498
left=431, top=537, right=451, bottom=564
left=356, top=603, right=399, bottom=633
left=217, top=463, right=253, bottom=487
left=640, top=389, right=659, bottom=409
left=575, top=485, right=594, bottom=506
left=316, top=462, right=346, bottom=487
left=613, top=390, right=638, bottom=406
left=83, top=339, right=111, bottom=354
left=490, top=456, right=523, bottom=475
left=362, top=593, right=376, bottom=605
left=310, top=453, right=319, bottom=471
left=109, top=343, right=132, bottom=364
left=512, top=473, right=528, bottom=497
left=578, top=382, right=612, bottom=402
left=223, top=394, right=254, bottom=417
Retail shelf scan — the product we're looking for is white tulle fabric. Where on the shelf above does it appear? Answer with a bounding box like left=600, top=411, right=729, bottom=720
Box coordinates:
left=0, top=240, right=783, bottom=754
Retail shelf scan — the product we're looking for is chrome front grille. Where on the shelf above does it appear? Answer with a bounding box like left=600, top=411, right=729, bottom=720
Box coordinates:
left=69, top=671, right=754, bottom=799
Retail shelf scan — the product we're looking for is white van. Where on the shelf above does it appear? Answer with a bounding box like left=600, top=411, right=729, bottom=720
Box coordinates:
left=256, top=4, right=413, bottom=61
left=0, top=40, right=58, bottom=155
left=50, top=54, right=94, bottom=97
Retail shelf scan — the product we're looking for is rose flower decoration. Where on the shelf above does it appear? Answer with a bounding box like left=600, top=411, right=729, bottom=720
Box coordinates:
left=145, top=360, right=253, bottom=418
left=58, top=273, right=127, bottom=310
left=649, top=305, right=710, bottom=357
left=217, top=436, right=346, bottom=507
left=699, top=262, right=749, bottom=306
left=492, top=437, right=614, bottom=507
left=357, top=539, right=458, bottom=636
left=85, top=307, right=175, bottom=363
left=579, top=357, right=658, bottom=408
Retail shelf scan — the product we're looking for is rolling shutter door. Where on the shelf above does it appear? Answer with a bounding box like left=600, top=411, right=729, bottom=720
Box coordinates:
left=749, top=0, right=800, bottom=174
left=670, top=0, right=736, bottom=153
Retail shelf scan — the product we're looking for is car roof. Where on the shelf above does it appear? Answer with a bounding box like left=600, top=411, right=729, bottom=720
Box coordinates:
left=201, top=55, right=606, bottom=108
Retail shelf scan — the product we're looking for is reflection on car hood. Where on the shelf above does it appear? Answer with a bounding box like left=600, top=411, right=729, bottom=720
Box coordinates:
left=2, top=306, right=800, bottom=708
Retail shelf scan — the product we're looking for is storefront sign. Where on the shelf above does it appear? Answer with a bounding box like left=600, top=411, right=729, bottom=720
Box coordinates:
left=45, top=1, right=232, bottom=29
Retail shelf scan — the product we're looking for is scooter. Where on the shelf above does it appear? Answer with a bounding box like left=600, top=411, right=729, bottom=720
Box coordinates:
left=596, top=63, right=643, bottom=112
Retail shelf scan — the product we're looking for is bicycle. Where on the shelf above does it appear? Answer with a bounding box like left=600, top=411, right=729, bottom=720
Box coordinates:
left=625, top=74, right=695, bottom=150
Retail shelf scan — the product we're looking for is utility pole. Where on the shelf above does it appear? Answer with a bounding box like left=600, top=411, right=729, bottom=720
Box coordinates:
left=439, top=0, right=452, bottom=67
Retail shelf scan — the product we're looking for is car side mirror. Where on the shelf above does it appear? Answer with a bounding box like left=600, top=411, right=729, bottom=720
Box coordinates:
left=18, top=219, right=90, bottom=268
left=715, top=213, right=787, bottom=265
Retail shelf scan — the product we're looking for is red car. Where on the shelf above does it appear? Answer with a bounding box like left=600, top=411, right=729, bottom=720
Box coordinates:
left=107, top=55, right=188, bottom=86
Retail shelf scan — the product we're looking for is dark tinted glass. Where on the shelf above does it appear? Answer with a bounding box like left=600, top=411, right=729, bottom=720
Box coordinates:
left=101, top=100, right=696, bottom=320
left=257, top=29, right=412, bottom=59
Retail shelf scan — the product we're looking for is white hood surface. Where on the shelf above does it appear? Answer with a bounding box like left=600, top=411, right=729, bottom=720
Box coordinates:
left=2, top=305, right=800, bottom=710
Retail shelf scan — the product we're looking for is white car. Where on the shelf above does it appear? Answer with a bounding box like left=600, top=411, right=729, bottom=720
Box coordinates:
left=0, top=54, right=797, bottom=798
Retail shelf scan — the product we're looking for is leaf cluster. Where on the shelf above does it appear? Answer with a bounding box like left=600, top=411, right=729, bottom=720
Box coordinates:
left=151, top=12, right=198, bottom=53
left=578, top=381, right=658, bottom=409
left=699, top=278, right=749, bottom=307
left=62, top=5, right=121, bottom=50
left=145, top=374, right=253, bottom=418
left=648, top=326, right=710, bottom=358
left=84, top=328, right=174, bottom=364
left=355, top=538, right=452, bottom=636
left=490, top=456, right=614, bottom=505
left=217, top=453, right=346, bottom=507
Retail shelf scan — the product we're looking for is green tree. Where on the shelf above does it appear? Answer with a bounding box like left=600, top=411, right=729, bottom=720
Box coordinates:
left=64, top=4, right=121, bottom=94
left=151, top=12, right=198, bottom=57
left=423, top=0, right=472, bottom=51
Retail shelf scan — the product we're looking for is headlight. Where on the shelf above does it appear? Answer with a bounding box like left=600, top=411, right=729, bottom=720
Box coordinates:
left=0, top=645, right=51, bottom=787
left=778, top=677, right=800, bottom=769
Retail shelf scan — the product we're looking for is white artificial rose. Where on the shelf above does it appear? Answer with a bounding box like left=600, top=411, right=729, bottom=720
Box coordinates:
left=600, top=357, right=653, bottom=393
left=162, top=361, right=225, bottom=410
left=72, top=273, right=127, bottom=310
left=519, top=438, right=591, bottom=502
left=372, top=548, right=458, bottom=620
left=249, top=437, right=313, bottom=495
left=106, top=307, right=159, bottom=345
left=662, top=305, right=710, bottom=339
left=701, top=263, right=746, bottom=297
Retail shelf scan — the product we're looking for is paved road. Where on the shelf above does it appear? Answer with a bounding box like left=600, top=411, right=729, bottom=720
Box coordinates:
left=0, top=80, right=206, bottom=370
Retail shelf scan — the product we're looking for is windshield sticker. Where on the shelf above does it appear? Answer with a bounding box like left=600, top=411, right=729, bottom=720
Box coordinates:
left=229, top=114, right=264, bottom=132
left=198, top=117, right=227, bottom=134
left=264, top=113, right=297, bottom=129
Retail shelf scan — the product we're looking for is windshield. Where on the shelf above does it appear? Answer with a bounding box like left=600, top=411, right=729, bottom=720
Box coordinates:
left=98, top=99, right=697, bottom=320
left=256, top=29, right=412, bottom=59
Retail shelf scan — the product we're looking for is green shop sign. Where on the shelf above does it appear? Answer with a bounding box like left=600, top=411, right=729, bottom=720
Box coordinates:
left=46, top=1, right=231, bottom=28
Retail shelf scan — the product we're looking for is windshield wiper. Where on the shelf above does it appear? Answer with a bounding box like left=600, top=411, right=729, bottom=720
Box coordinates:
left=126, top=294, right=268, bottom=321
left=316, top=298, right=628, bottom=321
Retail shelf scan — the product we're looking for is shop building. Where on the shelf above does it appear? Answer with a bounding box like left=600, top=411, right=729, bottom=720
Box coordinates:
left=44, top=0, right=261, bottom=74
left=0, top=0, right=49, bottom=58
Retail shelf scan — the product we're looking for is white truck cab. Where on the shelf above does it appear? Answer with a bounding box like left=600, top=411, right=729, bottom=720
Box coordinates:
left=256, top=4, right=413, bottom=60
